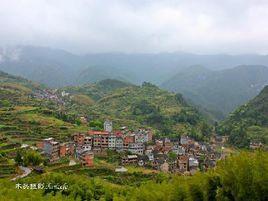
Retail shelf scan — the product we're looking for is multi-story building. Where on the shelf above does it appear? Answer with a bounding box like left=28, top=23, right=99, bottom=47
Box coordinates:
left=115, top=136, right=124, bottom=152
left=101, top=134, right=109, bottom=149
left=172, top=144, right=186, bottom=155
left=59, top=143, right=67, bottom=157
left=180, top=136, right=190, bottom=145
left=93, top=135, right=101, bottom=149
left=73, top=133, right=85, bottom=146
left=123, top=134, right=135, bottom=150
left=67, top=142, right=75, bottom=155
left=88, top=130, right=109, bottom=151
left=43, top=138, right=60, bottom=162
left=84, top=136, right=93, bottom=146
left=128, top=143, right=144, bottom=155
left=79, top=151, right=94, bottom=167
left=177, top=155, right=189, bottom=172
left=134, top=130, right=148, bottom=143
left=121, top=155, right=138, bottom=165
left=108, top=134, right=116, bottom=150
left=104, top=120, right=113, bottom=132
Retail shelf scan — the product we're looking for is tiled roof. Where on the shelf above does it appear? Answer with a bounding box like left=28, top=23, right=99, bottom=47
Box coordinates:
left=88, top=130, right=109, bottom=135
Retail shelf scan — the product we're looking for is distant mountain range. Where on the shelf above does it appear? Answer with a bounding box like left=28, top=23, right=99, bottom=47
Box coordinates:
left=161, top=65, right=268, bottom=119
left=1, top=45, right=268, bottom=120
left=1, top=45, right=268, bottom=88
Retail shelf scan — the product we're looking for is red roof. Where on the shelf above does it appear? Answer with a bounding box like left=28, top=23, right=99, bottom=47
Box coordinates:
left=88, top=130, right=109, bottom=135
left=114, top=131, right=123, bottom=137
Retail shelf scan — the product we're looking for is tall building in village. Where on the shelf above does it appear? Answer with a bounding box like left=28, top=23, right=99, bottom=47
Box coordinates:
left=43, top=138, right=60, bottom=162
left=104, top=120, right=113, bottom=132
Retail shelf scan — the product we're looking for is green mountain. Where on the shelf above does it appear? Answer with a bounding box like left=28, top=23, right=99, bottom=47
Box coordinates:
left=63, top=79, right=134, bottom=101
left=0, top=71, right=87, bottom=143
left=62, top=81, right=211, bottom=139
left=0, top=71, right=210, bottom=141
left=161, top=65, right=268, bottom=119
left=74, top=66, right=135, bottom=85
left=218, top=86, right=268, bottom=147
left=0, top=70, right=44, bottom=106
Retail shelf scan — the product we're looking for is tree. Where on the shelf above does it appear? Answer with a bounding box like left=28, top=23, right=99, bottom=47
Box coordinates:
left=0, top=100, right=11, bottom=107
left=23, top=151, right=43, bottom=166
left=168, top=152, right=177, bottom=162
left=89, top=120, right=103, bottom=130
left=14, top=151, right=23, bottom=165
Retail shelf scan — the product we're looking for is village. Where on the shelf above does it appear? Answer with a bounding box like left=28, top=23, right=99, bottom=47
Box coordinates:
left=32, top=120, right=228, bottom=175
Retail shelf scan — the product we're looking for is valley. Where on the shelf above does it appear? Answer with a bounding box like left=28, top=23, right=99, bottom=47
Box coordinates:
left=0, top=65, right=267, bottom=200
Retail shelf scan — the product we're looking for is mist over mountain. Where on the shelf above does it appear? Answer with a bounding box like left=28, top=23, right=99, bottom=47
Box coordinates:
left=161, top=65, right=268, bottom=119
left=1, top=46, right=268, bottom=88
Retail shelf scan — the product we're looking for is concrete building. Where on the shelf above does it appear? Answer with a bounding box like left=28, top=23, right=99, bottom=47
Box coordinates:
left=73, top=133, right=85, bottom=147
left=115, top=136, right=124, bottom=152
left=128, top=143, right=144, bottom=155
left=177, top=155, right=189, bottom=172
left=121, top=155, right=138, bottom=165
left=59, top=143, right=67, bottom=157
left=43, top=138, right=60, bottom=162
left=79, top=151, right=94, bottom=167
left=104, top=120, right=113, bottom=132
left=84, top=136, right=93, bottom=146
left=108, top=134, right=116, bottom=150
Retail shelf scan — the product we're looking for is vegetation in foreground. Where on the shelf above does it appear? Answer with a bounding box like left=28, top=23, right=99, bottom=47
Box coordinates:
left=0, top=151, right=267, bottom=201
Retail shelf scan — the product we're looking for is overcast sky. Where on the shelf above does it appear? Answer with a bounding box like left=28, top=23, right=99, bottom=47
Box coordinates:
left=0, top=0, right=267, bottom=54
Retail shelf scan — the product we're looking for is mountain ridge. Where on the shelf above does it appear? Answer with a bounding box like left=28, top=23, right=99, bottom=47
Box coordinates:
left=161, top=65, right=268, bottom=119
left=2, top=45, right=268, bottom=87
left=218, top=85, right=268, bottom=147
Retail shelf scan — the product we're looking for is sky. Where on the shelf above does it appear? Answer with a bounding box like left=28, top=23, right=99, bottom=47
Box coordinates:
left=0, top=0, right=268, bottom=54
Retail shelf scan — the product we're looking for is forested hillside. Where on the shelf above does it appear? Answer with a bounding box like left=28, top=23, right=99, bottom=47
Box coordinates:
left=0, top=70, right=211, bottom=142
left=162, top=65, right=268, bottom=119
left=61, top=79, right=133, bottom=102
left=61, top=81, right=211, bottom=139
left=218, top=86, right=268, bottom=148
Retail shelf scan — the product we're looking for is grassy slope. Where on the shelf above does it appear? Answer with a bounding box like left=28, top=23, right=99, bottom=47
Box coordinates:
left=0, top=71, right=87, bottom=143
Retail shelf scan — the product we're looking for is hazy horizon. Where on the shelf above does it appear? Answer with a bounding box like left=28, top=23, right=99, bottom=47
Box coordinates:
left=1, top=0, right=268, bottom=54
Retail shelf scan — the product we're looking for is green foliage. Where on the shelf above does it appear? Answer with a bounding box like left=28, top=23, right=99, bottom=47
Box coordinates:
left=162, top=65, right=268, bottom=119
left=23, top=150, right=43, bottom=166
left=87, top=83, right=211, bottom=139
left=0, top=151, right=267, bottom=201
left=219, top=86, right=268, bottom=147
left=168, top=152, right=177, bottom=161
left=14, top=151, right=23, bottom=165
left=0, top=99, right=11, bottom=107
left=89, top=119, right=103, bottom=130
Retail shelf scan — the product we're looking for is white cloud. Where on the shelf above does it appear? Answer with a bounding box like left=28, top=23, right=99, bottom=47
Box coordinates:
left=0, top=0, right=267, bottom=54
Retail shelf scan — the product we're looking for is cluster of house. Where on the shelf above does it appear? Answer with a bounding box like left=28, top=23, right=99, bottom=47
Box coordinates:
left=72, top=120, right=153, bottom=163
left=36, top=120, right=226, bottom=174
left=121, top=135, right=223, bottom=175
left=33, top=89, right=65, bottom=105
left=36, top=120, right=153, bottom=167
